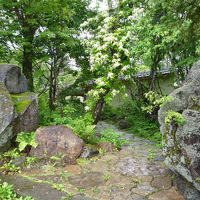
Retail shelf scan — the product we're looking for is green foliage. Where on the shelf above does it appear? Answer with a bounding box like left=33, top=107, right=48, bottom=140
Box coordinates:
left=0, top=149, right=21, bottom=173
left=164, top=110, right=185, bottom=125
left=39, top=95, right=97, bottom=144
left=16, top=132, right=37, bottom=152
left=99, top=129, right=129, bottom=148
left=10, top=93, right=31, bottom=114
left=39, top=95, right=85, bottom=126
left=195, top=178, right=200, bottom=182
left=111, top=99, right=161, bottom=143
left=0, top=180, right=34, bottom=200
left=101, top=104, right=115, bottom=120
left=141, top=91, right=174, bottom=114
left=70, top=118, right=97, bottom=144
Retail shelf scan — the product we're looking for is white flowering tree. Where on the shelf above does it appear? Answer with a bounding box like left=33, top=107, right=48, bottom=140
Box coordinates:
left=81, top=0, right=136, bottom=124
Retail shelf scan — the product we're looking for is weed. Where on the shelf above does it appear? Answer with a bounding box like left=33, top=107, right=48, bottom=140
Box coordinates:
left=93, top=186, right=100, bottom=194
left=16, top=132, right=37, bottom=152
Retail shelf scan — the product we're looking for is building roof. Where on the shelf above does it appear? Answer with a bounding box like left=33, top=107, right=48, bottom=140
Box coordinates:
left=137, top=68, right=172, bottom=78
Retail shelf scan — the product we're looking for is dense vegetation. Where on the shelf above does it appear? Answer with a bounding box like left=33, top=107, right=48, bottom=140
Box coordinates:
left=1, top=0, right=200, bottom=159
left=1, top=0, right=200, bottom=198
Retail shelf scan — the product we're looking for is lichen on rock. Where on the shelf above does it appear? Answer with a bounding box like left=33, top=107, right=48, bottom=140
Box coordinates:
left=158, top=60, right=200, bottom=199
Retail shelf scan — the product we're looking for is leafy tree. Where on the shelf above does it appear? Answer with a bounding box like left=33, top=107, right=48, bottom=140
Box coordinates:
left=0, top=0, right=90, bottom=91
left=81, top=0, right=134, bottom=123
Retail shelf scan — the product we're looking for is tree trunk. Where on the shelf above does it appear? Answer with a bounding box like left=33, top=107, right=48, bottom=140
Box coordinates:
left=49, top=66, right=55, bottom=110
left=92, top=97, right=105, bottom=125
left=22, top=45, right=34, bottom=91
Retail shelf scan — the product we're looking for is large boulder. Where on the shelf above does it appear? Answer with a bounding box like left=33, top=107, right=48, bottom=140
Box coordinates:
left=11, top=92, right=38, bottom=135
left=0, top=82, right=17, bottom=151
left=158, top=61, right=200, bottom=199
left=0, top=64, right=38, bottom=151
left=30, top=126, right=83, bottom=164
left=0, top=64, right=28, bottom=94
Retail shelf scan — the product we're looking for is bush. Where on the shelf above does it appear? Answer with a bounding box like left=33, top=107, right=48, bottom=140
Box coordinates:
left=38, top=95, right=98, bottom=144
left=101, top=104, right=115, bottom=120
left=99, top=128, right=128, bottom=148
left=114, top=99, right=161, bottom=143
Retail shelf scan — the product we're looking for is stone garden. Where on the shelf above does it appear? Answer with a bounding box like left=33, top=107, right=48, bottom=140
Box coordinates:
left=1, top=62, right=200, bottom=200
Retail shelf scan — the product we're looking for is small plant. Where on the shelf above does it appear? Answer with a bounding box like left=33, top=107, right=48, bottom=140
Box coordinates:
left=52, top=183, right=65, bottom=191
left=195, top=177, right=200, bottom=182
left=147, top=148, right=156, bottom=161
left=93, top=186, right=100, bottom=194
left=147, top=152, right=155, bottom=161
left=99, top=128, right=129, bottom=148
left=25, top=156, right=38, bottom=166
left=103, top=173, right=111, bottom=181
left=0, top=148, right=21, bottom=173
left=164, top=110, right=185, bottom=125
left=16, top=132, right=38, bottom=152
left=0, top=180, right=34, bottom=199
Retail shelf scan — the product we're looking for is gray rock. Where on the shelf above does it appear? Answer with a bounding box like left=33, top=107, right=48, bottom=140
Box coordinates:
left=0, top=66, right=38, bottom=151
left=130, top=194, right=147, bottom=200
left=80, top=145, right=99, bottom=159
left=158, top=60, right=200, bottom=195
left=0, top=175, right=68, bottom=200
left=0, top=82, right=17, bottom=151
left=119, top=120, right=131, bottom=129
left=72, top=195, right=97, bottom=200
left=12, top=156, right=26, bottom=167
left=0, top=64, right=28, bottom=94
left=173, top=173, right=200, bottom=200
left=12, top=92, right=39, bottom=135
left=68, top=172, right=104, bottom=189
left=30, top=126, right=83, bottom=164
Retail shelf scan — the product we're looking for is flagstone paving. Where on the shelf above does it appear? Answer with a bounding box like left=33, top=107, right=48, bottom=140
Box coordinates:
left=0, top=122, right=184, bottom=200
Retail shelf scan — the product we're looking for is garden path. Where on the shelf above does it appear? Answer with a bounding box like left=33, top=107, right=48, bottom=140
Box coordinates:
left=0, top=122, right=184, bottom=200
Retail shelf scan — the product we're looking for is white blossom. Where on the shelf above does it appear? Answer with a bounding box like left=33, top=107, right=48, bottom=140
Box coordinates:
left=107, top=72, right=114, bottom=79
left=96, top=78, right=105, bottom=86
left=112, top=89, right=119, bottom=96
left=122, top=65, right=130, bottom=71
left=93, top=91, right=98, bottom=96
left=85, top=106, right=90, bottom=111
left=80, top=21, right=89, bottom=28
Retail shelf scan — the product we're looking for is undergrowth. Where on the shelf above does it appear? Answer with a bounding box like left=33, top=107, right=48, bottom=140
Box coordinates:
left=102, top=99, right=162, bottom=145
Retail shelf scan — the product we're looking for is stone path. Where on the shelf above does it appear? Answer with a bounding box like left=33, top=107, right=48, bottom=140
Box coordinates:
left=0, top=122, right=184, bottom=200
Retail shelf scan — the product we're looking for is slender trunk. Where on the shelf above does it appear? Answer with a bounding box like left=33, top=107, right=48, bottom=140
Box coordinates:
left=22, top=45, right=34, bottom=91
left=49, top=66, right=55, bottom=110
left=92, top=89, right=110, bottom=124
left=92, top=97, right=105, bottom=125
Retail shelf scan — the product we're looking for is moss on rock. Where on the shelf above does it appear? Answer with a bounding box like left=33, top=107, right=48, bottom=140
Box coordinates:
left=11, top=92, right=33, bottom=115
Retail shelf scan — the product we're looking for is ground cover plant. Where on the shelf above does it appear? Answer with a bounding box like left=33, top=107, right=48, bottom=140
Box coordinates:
left=0, top=180, right=34, bottom=200
left=102, top=99, right=162, bottom=145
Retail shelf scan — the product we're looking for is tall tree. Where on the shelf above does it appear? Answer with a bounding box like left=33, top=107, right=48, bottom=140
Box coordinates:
left=81, top=0, right=134, bottom=123
left=0, top=0, right=89, bottom=91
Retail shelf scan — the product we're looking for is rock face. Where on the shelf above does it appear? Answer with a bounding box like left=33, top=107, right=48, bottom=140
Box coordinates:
left=0, top=82, right=17, bottom=150
left=30, top=126, right=83, bottom=164
left=158, top=60, right=200, bottom=199
left=0, top=64, right=38, bottom=151
left=0, top=64, right=28, bottom=94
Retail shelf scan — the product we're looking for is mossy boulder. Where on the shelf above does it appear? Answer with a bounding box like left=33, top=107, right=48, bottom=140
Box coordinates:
left=11, top=92, right=38, bottom=136
left=0, top=65, right=38, bottom=151
left=158, top=61, right=200, bottom=199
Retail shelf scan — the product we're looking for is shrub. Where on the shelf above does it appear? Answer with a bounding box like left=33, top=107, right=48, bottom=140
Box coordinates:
left=99, top=128, right=128, bottom=148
